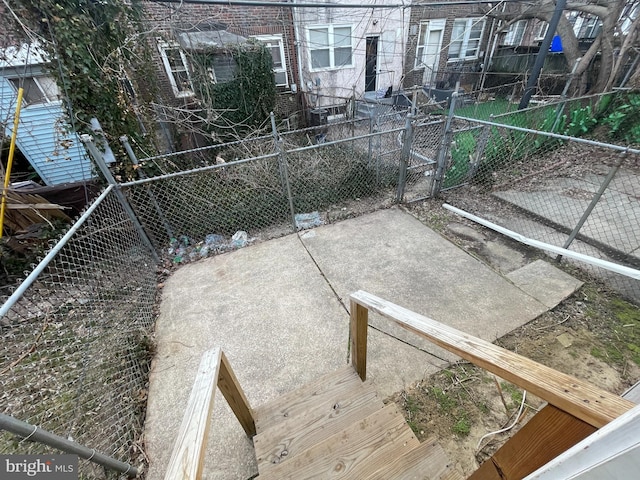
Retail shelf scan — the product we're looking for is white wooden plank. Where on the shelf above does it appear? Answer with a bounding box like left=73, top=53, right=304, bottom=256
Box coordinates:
left=525, top=404, right=640, bottom=479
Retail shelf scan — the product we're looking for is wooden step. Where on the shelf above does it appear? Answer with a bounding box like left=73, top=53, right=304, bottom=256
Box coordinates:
left=254, top=381, right=384, bottom=471
left=367, top=436, right=463, bottom=480
left=254, top=365, right=365, bottom=434
left=256, top=403, right=420, bottom=479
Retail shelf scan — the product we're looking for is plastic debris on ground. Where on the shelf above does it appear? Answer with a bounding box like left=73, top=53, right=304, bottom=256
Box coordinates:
left=295, top=212, right=323, bottom=230
left=166, top=231, right=252, bottom=264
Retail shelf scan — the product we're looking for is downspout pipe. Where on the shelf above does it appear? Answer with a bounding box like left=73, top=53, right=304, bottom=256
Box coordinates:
left=292, top=0, right=307, bottom=113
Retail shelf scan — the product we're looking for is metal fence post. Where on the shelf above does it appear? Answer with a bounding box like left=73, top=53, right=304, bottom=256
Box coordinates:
left=396, top=113, right=414, bottom=202
left=0, top=413, right=138, bottom=477
left=557, top=151, right=626, bottom=261
left=270, top=113, right=297, bottom=231
left=431, top=92, right=458, bottom=197
left=120, top=135, right=175, bottom=240
left=81, top=135, right=160, bottom=263
left=467, top=122, right=492, bottom=181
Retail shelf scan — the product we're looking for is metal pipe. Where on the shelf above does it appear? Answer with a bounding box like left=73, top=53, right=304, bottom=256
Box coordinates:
left=558, top=151, right=626, bottom=259
left=0, top=87, right=24, bottom=238
left=0, top=413, right=138, bottom=477
left=122, top=127, right=403, bottom=188
left=396, top=114, right=414, bottom=202
left=82, top=135, right=160, bottom=263
left=122, top=153, right=280, bottom=187
left=442, top=203, right=640, bottom=281
left=271, top=112, right=297, bottom=230
left=519, top=0, right=567, bottom=109
left=0, top=185, right=114, bottom=318
left=150, top=0, right=519, bottom=8
left=432, top=92, right=458, bottom=197
left=120, top=136, right=175, bottom=240
left=453, top=115, right=640, bottom=155
left=142, top=132, right=273, bottom=162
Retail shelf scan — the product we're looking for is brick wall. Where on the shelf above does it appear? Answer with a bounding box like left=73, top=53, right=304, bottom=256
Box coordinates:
left=142, top=1, right=299, bottom=106
left=403, top=2, right=492, bottom=91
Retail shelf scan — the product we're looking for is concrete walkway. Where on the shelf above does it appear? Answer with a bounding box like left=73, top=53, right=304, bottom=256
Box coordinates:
left=144, top=207, right=582, bottom=480
left=494, top=166, right=640, bottom=260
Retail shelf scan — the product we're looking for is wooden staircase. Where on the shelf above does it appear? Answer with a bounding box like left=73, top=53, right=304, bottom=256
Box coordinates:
left=252, top=365, right=461, bottom=479
left=164, top=291, right=636, bottom=480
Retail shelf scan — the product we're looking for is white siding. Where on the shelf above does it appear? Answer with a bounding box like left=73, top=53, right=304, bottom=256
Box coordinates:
left=0, top=76, right=93, bottom=186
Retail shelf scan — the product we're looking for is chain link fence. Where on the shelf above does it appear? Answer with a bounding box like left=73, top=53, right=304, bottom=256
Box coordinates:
left=2, top=92, right=639, bottom=479
left=433, top=93, right=640, bottom=303
left=0, top=186, right=157, bottom=478
left=122, top=115, right=411, bottom=263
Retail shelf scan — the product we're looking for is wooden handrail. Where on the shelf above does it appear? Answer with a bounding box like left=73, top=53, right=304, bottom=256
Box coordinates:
left=349, top=290, right=635, bottom=429
left=164, top=347, right=255, bottom=480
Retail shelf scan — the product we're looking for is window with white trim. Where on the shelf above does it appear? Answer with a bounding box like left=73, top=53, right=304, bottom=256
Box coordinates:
left=253, top=35, right=288, bottom=86
left=158, top=42, right=193, bottom=97
left=415, top=19, right=445, bottom=68
left=308, top=25, right=353, bottom=70
left=448, top=18, right=485, bottom=61
left=577, top=16, right=602, bottom=39
left=504, top=20, right=528, bottom=46
left=207, top=54, right=237, bottom=83
left=8, top=75, right=59, bottom=105
left=534, top=21, right=549, bottom=41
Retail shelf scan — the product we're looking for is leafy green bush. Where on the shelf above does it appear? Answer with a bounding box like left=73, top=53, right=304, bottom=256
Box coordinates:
left=192, top=42, right=276, bottom=140
left=602, top=93, right=640, bottom=145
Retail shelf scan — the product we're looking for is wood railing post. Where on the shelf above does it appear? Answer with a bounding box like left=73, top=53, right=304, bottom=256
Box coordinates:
left=218, top=351, right=256, bottom=437
left=349, top=290, right=635, bottom=428
left=350, top=299, right=368, bottom=381
left=165, top=348, right=256, bottom=480
left=165, top=348, right=222, bottom=480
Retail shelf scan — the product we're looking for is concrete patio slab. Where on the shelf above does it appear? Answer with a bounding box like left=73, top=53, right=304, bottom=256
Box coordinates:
left=507, top=259, right=584, bottom=308
left=299, top=208, right=550, bottom=359
left=145, top=207, right=581, bottom=480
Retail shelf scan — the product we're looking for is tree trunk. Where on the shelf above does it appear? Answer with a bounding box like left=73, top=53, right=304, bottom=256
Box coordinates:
left=606, top=11, right=640, bottom=90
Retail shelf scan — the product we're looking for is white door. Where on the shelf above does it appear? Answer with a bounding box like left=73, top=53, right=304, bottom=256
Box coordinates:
left=419, top=20, right=445, bottom=86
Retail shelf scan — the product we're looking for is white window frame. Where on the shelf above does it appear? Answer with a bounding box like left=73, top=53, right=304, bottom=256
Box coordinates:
left=415, top=19, right=446, bottom=69
left=158, top=41, right=194, bottom=98
left=307, top=24, right=353, bottom=71
left=504, top=20, right=528, bottom=46
left=252, top=34, right=288, bottom=87
left=8, top=75, right=60, bottom=106
left=577, top=16, right=602, bottom=39
left=448, top=18, right=485, bottom=62
left=534, top=21, right=549, bottom=41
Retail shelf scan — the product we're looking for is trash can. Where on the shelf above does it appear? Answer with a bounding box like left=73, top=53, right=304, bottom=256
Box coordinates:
left=310, top=108, right=328, bottom=129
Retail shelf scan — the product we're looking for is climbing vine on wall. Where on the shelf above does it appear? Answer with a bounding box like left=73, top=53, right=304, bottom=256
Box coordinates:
left=17, top=0, right=155, bottom=158
left=190, top=41, right=276, bottom=140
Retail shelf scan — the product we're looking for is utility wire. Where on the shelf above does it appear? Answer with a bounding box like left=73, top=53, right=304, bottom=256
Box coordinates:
left=151, top=0, right=530, bottom=8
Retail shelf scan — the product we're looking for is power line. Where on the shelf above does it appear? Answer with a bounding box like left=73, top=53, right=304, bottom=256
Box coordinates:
left=151, top=0, right=529, bottom=9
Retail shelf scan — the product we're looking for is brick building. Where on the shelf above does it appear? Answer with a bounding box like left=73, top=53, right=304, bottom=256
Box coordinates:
left=141, top=0, right=302, bottom=148
left=403, top=1, right=495, bottom=92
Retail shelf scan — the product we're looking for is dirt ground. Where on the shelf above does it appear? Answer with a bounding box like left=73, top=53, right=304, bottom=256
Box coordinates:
left=389, top=200, right=640, bottom=477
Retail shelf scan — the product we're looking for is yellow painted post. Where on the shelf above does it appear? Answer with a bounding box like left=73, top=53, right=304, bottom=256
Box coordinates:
left=0, top=88, right=24, bottom=238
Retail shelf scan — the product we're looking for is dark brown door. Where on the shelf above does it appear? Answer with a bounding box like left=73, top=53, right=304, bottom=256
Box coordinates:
left=365, top=36, right=378, bottom=92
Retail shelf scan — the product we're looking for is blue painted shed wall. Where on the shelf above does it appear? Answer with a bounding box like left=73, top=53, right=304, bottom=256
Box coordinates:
left=0, top=76, right=94, bottom=186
